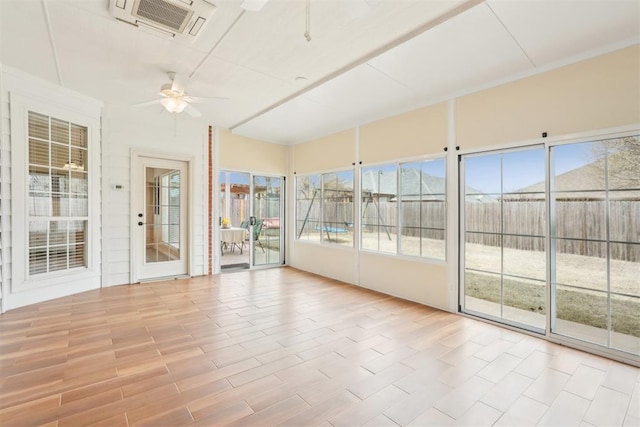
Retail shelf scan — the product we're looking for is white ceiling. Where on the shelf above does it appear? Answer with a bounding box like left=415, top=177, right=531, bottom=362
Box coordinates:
left=1, top=0, right=638, bottom=144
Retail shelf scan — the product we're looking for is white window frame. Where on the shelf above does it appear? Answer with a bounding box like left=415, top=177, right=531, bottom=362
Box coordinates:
left=398, top=156, right=447, bottom=261
left=360, top=161, right=398, bottom=254
left=294, top=173, right=321, bottom=242
left=295, top=169, right=355, bottom=247
left=360, top=155, right=447, bottom=261
left=10, top=93, right=101, bottom=291
left=320, top=169, right=355, bottom=247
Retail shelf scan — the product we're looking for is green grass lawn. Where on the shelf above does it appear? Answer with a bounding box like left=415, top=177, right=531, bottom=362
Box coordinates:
left=465, top=272, right=639, bottom=337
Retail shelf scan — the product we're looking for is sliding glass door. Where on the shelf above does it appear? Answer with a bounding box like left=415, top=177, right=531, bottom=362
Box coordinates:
left=550, top=137, right=639, bottom=355
left=460, top=146, right=547, bottom=332
left=218, top=171, right=284, bottom=271
left=252, top=175, right=284, bottom=267
left=460, top=134, right=639, bottom=358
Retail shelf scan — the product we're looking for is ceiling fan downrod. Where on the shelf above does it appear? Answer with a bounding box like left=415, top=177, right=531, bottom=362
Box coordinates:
left=304, top=0, right=311, bottom=42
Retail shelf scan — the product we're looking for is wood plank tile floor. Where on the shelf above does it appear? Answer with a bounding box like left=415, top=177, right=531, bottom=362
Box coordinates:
left=1, top=267, right=638, bottom=426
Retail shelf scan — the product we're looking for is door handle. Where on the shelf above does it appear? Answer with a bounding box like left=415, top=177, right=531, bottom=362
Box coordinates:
left=138, top=221, right=144, bottom=226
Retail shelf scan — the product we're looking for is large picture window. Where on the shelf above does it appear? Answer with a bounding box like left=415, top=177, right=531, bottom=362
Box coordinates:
left=296, top=174, right=321, bottom=241
left=296, top=170, right=354, bottom=246
left=361, top=158, right=446, bottom=259
left=27, top=111, right=88, bottom=275
left=361, top=164, right=398, bottom=253
left=400, top=159, right=446, bottom=259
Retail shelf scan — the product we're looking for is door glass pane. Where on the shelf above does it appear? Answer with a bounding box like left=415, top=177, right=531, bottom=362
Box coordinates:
left=253, top=175, right=282, bottom=267
left=606, top=136, right=640, bottom=190
left=609, top=191, right=640, bottom=243
left=462, top=147, right=546, bottom=333
left=611, top=294, right=640, bottom=354
left=553, top=141, right=606, bottom=192
left=503, top=196, right=545, bottom=236
left=464, top=270, right=502, bottom=318
left=551, top=137, right=640, bottom=356
left=464, top=154, right=501, bottom=195
left=465, top=232, right=502, bottom=274
left=554, top=192, right=606, bottom=240
left=503, top=236, right=546, bottom=282
left=145, top=167, right=180, bottom=263
left=554, top=240, right=608, bottom=291
left=610, top=243, right=640, bottom=296
left=465, top=195, right=501, bottom=233
left=220, top=171, right=251, bottom=269
left=554, top=285, right=608, bottom=346
left=503, top=277, right=546, bottom=330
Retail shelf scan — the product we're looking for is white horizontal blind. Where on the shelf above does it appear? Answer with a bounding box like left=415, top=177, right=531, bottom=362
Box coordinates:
left=28, top=111, right=89, bottom=276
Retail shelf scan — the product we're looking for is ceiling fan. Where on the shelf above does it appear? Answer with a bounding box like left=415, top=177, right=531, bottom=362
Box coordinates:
left=135, top=71, right=226, bottom=118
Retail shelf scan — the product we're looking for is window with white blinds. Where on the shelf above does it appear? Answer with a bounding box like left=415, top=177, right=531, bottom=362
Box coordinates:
left=27, top=111, right=88, bottom=276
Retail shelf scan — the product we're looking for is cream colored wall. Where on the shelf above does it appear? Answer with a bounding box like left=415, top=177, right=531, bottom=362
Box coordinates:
left=289, top=243, right=357, bottom=285
left=359, top=253, right=449, bottom=310
left=293, top=129, right=356, bottom=173
left=360, top=102, right=448, bottom=163
left=288, top=45, right=639, bottom=315
left=219, top=128, right=288, bottom=174
left=457, top=45, right=640, bottom=150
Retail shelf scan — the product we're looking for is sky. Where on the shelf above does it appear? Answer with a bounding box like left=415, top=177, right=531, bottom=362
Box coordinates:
left=221, top=142, right=602, bottom=196
left=465, top=142, right=598, bottom=194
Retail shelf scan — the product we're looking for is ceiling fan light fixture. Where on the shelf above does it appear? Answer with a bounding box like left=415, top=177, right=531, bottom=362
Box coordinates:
left=161, top=97, right=188, bottom=113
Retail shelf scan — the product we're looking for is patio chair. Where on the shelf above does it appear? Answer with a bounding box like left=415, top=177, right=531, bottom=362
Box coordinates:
left=239, top=220, right=249, bottom=250
left=254, top=219, right=265, bottom=253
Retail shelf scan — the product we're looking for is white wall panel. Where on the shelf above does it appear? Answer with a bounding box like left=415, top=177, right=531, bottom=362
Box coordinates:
left=289, top=242, right=356, bottom=285
left=358, top=253, right=448, bottom=311
left=102, top=107, right=208, bottom=286
left=2, top=66, right=102, bottom=311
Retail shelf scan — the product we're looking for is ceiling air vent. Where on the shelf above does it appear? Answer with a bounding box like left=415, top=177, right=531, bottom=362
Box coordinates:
left=110, top=0, right=215, bottom=41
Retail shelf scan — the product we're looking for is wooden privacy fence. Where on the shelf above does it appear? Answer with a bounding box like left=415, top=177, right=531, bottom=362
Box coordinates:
left=464, top=199, right=639, bottom=262
left=223, top=199, right=280, bottom=227
left=297, top=199, right=638, bottom=262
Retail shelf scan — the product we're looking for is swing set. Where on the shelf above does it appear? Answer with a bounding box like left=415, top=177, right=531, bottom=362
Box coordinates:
left=297, top=189, right=392, bottom=241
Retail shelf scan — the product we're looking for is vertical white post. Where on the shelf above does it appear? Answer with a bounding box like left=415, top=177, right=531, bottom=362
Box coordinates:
left=446, top=99, right=459, bottom=313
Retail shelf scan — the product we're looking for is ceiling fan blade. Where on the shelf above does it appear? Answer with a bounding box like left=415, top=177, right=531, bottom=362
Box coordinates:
left=187, top=95, right=229, bottom=103
left=133, top=99, right=162, bottom=108
left=169, top=71, right=187, bottom=95
left=184, top=104, right=202, bottom=118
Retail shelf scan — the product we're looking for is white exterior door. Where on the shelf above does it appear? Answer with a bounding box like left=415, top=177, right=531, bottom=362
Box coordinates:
left=133, top=156, right=188, bottom=281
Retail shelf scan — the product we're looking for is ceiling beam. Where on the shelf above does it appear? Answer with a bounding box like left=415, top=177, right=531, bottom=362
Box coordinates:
left=189, top=9, right=246, bottom=81
left=229, top=0, right=486, bottom=132
left=41, top=0, right=64, bottom=87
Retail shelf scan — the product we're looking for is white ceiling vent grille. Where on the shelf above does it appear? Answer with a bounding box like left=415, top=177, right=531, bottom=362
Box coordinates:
left=110, top=0, right=215, bottom=41
left=134, top=0, right=191, bottom=32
